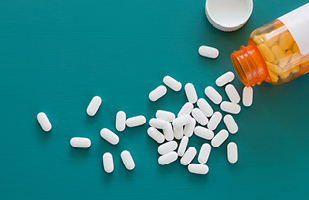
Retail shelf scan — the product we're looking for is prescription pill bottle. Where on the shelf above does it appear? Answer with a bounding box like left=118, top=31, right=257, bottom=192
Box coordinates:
left=231, top=3, right=309, bottom=86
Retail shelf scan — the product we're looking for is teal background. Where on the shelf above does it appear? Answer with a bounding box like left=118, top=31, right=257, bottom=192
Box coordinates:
left=1, top=0, right=309, bottom=199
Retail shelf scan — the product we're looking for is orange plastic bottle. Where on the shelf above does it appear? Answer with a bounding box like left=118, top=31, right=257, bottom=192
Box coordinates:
left=231, top=3, right=309, bottom=87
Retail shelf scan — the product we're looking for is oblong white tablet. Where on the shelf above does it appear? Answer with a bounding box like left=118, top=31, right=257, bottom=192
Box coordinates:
left=163, top=76, right=182, bottom=92
left=37, top=112, right=52, bottom=132
left=158, top=151, right=178, bottom=165
left=184, top=83, right=198, bottom=103
left=147, top=127, right=165, bottom=144
left=194, top=126, right=214, bottom=140
left=121, top=150, right=135, bottom=170
left=220, top=101, right=241, bottom=114
left=173, top=114, right=192, bottom=127
left=183, top=118, right=196, bottom=137
left=192, top=108, right=208, bottom=126
left=198, top=143, right=211, bottom=164
left=180, top=147, right=197, bottom=165
left=100, top=128, right=119, bottom=145
left=223, top=115, right=238, bottom=134
left=87, top=96, right=102, bottom=116
left=225, top=84, right=240, bottom=103
left=188, top=164, right=209, bottom=175
left=227, top=142, right=238, bottom=164
left=156, top=110, right=175, bottom=122
left=215, top=72, right=235, bottom=87
left=197, top=98, right=213, bottom=117
left=103, top=152, right=114, bottom=173
left=126, top=115, right=146, bottom=127
left=70, top=137, right=91, bottom=148
left=211, top=129, right=229, bottom=148
left=158, top=141, right=178, bottom=155
left=243, top=86, right=253, bottom=107
left=178, top=102, right=194, bottom=117
left=163, top=123, right=174, bottom=141
left=116, top=111, right=126, bottom=132
left=173, top=125, right=184, bottom=140
left=149, top=118, right=168, bottom=129
left=207, top=112, right=222, bottom=131
left=178, top=136, right=189, bottom=156
left=204, top=86, right=222, bottom=105
left=198, top=45, right=219, bottom=59
left=149, top=85, right=167, bottom=102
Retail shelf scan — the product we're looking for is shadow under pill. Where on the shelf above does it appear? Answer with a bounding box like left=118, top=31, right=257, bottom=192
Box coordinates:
left=69, top=146, right=91, bottom=158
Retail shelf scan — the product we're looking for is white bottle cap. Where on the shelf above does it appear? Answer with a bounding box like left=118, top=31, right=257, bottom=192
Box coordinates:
left=205, top=0, right=253, bottom=32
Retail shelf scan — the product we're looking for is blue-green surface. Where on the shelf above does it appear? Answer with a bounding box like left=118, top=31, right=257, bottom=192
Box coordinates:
left=1, top=0, right=309, bottom=199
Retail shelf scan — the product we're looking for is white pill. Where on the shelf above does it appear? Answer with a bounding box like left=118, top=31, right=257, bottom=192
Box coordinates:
left=225, top=84, right=240, bottom=103
left=243, top=86, right=253, bottom=107
left=227, top=142, right=238, bottom=164
left=198, top=45, right=219, bottom=59
left=163, top=123, right=174, bottom=141
left=126, top=115, right=146, bottom=127
left=192, top=108, right=208, bottom=126
left=178, top=102, right=194, bottom=117
left=147, top=127, right=165, bottom=144
left=70, top=137, right=91, bottom=148
left=194, top=126, right=214, bottom=140
left=198, top=143, right=211, bottom=164
left=204, top=86, right=222, bottom=105
left=220, top=101, right=241, bottom=114
left=188, top=164, right=209, bottom=175
left=158, top=141, right=178, bottom=155
left=223, top=115, right=238, bottom=134
left=158, top=151, right=178, bottom=165
left=215, top=71, right=235, bottom=87
left=184, top=83, right=198, bottom=103
left=207, top=112, right=222, bottom=131
left=183, top=118, right=196, bottom=137
left=37, top=112, right=52, bottom=132
left=121, top=150, right=135, bottom=170
left=180, top=147, right=197, bottom=165
left=103, top=152, right=114, bottom=173
left=211, top=129, right=229, bottom=148
left=149, top=118, right=168, bottom=129
left=149, top=85, right=167, bottom=102
left=86, top=96, right=102, bottom=116
left=173, top=125, right=184, bottom=140
left=156, top=110, right=175, bottom=122
left=116, top=111, right=126, bottom=132
left=173, top=114, right=192, bottom=127
left=163, top=76, right=182, bottom=92
left=178, top=136, right=189, bottom=156
left=197, top=98, right=213, bottom=117
left=100, top=128, right=119, bottom=145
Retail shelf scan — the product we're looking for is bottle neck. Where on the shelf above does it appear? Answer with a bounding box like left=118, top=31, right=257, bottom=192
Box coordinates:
left=231, top=41, right=270, bottom=86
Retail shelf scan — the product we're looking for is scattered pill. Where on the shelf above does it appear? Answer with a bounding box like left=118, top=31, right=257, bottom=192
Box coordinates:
left=211, top=129, right=229, bottom=148
left=158, top=151, right=178, bottom=165
left=86, top=96, right=102, bottom=116
left=149, top=118, right=168, bottom=129
left=163, top=76, right=182, bottom=92
left=163, top=123, right=174, bottom=141
left=178, top=136, right=189, bottom=156
left=183, top=118, right=196, bottom=137
left=198, top=45, right=219, bottom=59
left=180, top=147, right=197, bottom=165
left=158, top=141, right=178, bottom=155
left=207, top=112, right=222, bottom=131
left=156, top=110, right=175, bottom=122
left=194, top=126, right=214, bottom=140
left=188, top=164, right=209, bottom=175
left=204, top=86, right=222, bottom=104
left=197, top=98, right=213, bottom=117
left=147, top=127, right=165, bottom=144
left=227, top=142, right=238, bottom=164
left=37, top=112, right=52, bottom=132
left=184, top=83, right=198, bottom=103
left=173, top=125, right=184, bottom=140
left=116, top=111, right=126, bottom=132
left=215, top=72, right=235, bottom=87
left=70, top=137, right=91, bottom=148
left=198, top=143, right=211, bottom=164
left=178, top=102, right=194, bottom=117
left=242, top=86, right=253, bottom=107
left=223, top=115, right=238, bottom=134
left=192, top=108, right=208, bottom=125
left=100, top=128, right=119, bottom=145
left=173, top=114, right=192, bottom=127
left=103, top=152, right=114, bottom=173
left=121, top=150, right=135, bottom=170
left=225, top=84, right=240, bottom=103
left=220, top=101, right=241, bottom=114
left=149, top=85, right=167, bottom=102
left=126, top=115, right=146, bottom=127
